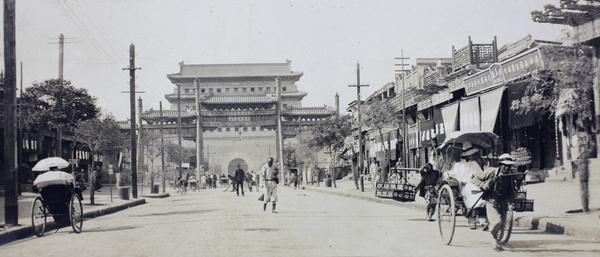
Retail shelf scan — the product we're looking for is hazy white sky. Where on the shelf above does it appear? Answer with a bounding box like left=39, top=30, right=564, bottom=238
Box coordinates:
left=2, top=0, right=565, bottom=120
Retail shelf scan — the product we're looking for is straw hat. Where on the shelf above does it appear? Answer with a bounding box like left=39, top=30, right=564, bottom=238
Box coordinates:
left=460, top=142, right=479, bottom=157
left=498, top=153, right=515, bottom=165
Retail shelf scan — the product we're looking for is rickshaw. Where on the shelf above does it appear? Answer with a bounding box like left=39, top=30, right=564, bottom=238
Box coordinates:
left=435, top=131, right=532, bottom=245
left=30, top=158, right=84, bottom=237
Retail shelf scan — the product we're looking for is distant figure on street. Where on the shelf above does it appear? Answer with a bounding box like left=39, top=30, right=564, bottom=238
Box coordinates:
left=370, top=158, right=379, bottom=187
left=180, top=173, right=189, bottom=195
left=235, top=163, right=246, bottom=196
left=259, top=157, right=279, bottom=213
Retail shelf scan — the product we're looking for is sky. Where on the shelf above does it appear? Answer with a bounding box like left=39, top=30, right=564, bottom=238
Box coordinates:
left=1, top=0, right=566, bottom=121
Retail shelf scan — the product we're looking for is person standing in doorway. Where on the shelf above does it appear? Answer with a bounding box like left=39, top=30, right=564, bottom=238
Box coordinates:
left=370, top=158, right=379, bottom=187
left=259, top=157, right=279, bottom=213
left=234, top=163, right=246, bottom=196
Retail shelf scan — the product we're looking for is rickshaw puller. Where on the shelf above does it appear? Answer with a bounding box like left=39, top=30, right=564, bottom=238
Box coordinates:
left=473, top=153, right=516, bottom=251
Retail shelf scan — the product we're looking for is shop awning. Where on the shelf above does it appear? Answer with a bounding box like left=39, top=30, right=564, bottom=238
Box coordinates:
left=459, top=97, right=480, bottom=132
left=507, top=82, right=539, bottom=129
left=441, top=102, right=459, bottom=135
left=479, top=86, right=504, bottom=132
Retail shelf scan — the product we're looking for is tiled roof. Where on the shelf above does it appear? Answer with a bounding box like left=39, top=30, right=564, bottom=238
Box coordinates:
left=169, top=62, right=303, bottom=78
left=283, top=106, right=336, bottom=116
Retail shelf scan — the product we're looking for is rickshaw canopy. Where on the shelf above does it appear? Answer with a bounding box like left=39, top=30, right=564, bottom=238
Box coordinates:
left=438, top=131, right=499, bottom=151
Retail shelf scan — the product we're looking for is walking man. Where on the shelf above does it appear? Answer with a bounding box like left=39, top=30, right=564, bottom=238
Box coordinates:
left=259, top=157, right=279, bottom=213
left=472, top=153, right=516, bottom=251
left=234, top=163, right=246, bottom=196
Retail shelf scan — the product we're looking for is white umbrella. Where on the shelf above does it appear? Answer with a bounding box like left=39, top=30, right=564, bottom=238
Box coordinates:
left=32, top=157, right=70, bottom=172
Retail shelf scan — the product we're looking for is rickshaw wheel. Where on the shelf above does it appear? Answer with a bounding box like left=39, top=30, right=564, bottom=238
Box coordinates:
left=69, top=193, right=83, bottom=234
left=31, top=197, right=47, bottom=237
left=496, top=208, right=513, bottom=245
left=437, top=184, right=456, bottom=245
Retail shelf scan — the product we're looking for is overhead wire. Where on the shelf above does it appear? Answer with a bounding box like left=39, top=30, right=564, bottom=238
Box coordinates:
left=57, top=0, right=166, bottom=109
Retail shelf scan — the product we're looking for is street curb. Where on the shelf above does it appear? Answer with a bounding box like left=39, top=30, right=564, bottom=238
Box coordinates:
left=514, top=215, right=600, bottom=241
left=140, top=193, right=170, bottom=198
left=303, top=186, right=600, bottom=241
left=0, top=199, right=146, bottom=246
left=303, top=187, right=427, bottom=212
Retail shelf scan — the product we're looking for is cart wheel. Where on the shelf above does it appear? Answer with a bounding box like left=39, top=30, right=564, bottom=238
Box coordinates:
left=31, top=197, right=47, bottom=237
left=437, top=184, right=456, bottom=245
left=69, top=193, right=83, bottom=234
left=496, top=208, right=513, bottom=245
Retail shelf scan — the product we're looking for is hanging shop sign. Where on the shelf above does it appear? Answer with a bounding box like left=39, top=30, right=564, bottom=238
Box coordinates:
left=408, top=124, right=418, bottom=149
left=433, top=107, right=446, bottom=143
left=463, top=47, right=544, bottom=96
left=419, top=119, right=436, bottom=147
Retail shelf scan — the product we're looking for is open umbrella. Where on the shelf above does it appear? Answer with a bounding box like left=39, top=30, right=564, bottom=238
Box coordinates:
left=32, top=157, right=69, bottom=172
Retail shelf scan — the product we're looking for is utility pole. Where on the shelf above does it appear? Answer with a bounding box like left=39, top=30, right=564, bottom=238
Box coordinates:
left=349, top=62, right=369, bottom=192
left=160, top=101, right=166, bottom=193
left=395, top=51, right=410, bottom=168
left=177, top=84, right=183, bottom=178
left=194, top=78, right=203, bottom=179
left=17, top=62, right=23, bottom=195
left=138, top=97, right=145, bottom=195
left=276, top=77, right=285, bottom=185
left=3, top=0, right=18, bottom=225
left=123, top=44, right=141, bottom=199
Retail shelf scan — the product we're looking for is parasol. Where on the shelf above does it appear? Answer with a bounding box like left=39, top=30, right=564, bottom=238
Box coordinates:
left=32, top=157, right=70, bottom=172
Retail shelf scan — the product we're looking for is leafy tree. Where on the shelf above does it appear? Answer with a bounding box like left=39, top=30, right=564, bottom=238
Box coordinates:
left=162, top=140, right=195, bottom=177
left=139, top=130, right=161, bottom=187
left=296, top=134, right=319, bottom=179
left=362, top=97, right=399, bottom=183
left=511, top=45, right=594, bottom=212
left=74, top=114, right=125, bottom=204
left=21, top=79, right=100, bottom=157
left=21, top=79, right=99, bottom=130
left=307, top=114, right=353, bottom=188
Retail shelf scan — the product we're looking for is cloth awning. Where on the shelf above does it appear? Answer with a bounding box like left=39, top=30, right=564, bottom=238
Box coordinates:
left=441, top=102, right=459, bottom=135
left=479, top=86, right=504, bottom=132
left=507, top=82, right=538, bottom=129
left=459, top=97, right=480, bottom=132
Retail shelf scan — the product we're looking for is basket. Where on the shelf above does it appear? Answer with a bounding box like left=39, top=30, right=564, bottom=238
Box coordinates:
left=516, top=191, right=527, bottom=199
left=513, top=199, right=534, bottom=212
left=393, top=189, right=415, bottom=202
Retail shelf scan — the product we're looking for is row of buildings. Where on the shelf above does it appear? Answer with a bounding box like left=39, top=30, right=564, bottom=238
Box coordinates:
left=350, top=1, right=600, bottom=180
left=352, top=35, right=575, bottom=179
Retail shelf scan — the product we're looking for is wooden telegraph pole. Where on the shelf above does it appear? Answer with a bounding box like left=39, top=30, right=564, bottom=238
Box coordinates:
left=123, top=44, right=141, bottom=199
left=395, top=51, right=410, bottom=168
left=195, top=78, right=203, bottom=178
left=349, top=63, right=368, bottom=192
left=276, top=77, right=285, bottom=185
left=160, top=101, right=166, bottom=193
left=3, top=0, right=18, bottom=225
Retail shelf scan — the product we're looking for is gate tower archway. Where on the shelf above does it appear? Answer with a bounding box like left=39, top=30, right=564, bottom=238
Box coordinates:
left=227, top=158, right=248, bottom=176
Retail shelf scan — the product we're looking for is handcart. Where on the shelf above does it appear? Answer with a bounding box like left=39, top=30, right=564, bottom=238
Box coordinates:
left=31, top=171, right=84, bottom=237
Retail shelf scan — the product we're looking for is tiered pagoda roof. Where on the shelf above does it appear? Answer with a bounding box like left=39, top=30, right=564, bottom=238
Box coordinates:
left=167, top=61, right=303, bottom=82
